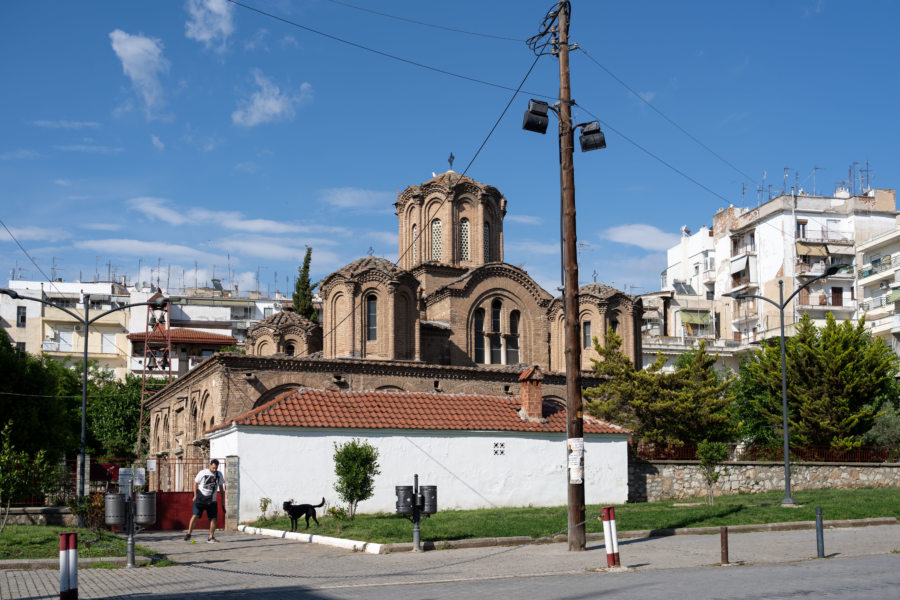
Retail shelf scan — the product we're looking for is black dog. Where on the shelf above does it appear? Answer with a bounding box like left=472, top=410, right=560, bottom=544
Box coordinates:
left=283, top=498, right=325, bottom=530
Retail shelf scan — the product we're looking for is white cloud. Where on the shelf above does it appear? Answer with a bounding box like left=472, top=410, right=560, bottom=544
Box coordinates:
left=506, top=215, right=542, bottom=225
left=74, top=238, right=223, bottom=263
left=185, top=0, right=235, bottom=53
left=318, top=187, right=392, bottom=211
left=234, top=161, right=257, bottom=173
left=109, top=29, right=170, bottom=118
left=81, top=223, right=122, bottom=232
left=506, top=240, right=560, bottom=256
left=0, top=149, right=41, bottom=160
left=55, top=179, right=71, bottom=186
left=127, top=197, right=187, bottom=226
left=244, top=28, right=269, bottom=51
left=151, top=134, right=165, bottom=151
left=32, top=120, right=100, bottom=129
left=231, top=70, right=312, bottom=127
left=600, top=224, right=681, bottom=251
left=281, top=35, right=299, bottom=49
left=638, top=91, right=655, bottom=103
left=54, top=145, right=124, bottom=154
left=0, top=226, right=69, bottom=243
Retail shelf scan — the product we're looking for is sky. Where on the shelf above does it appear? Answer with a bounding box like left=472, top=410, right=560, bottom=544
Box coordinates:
left=2, top=0, right=899, bottom=299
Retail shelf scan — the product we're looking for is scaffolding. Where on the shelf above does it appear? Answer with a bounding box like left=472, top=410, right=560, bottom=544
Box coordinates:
left=136, top=293, right=172, bottom=459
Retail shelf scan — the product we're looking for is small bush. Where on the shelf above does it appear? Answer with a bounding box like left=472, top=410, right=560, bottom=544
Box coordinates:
left=333, top=439, right=380, bottom=519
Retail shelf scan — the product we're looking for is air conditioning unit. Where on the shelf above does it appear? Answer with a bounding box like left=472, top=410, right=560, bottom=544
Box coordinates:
left=73, top=324, right=84, bottom=333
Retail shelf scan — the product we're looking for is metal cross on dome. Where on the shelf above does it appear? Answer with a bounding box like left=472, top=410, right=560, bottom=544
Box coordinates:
left=448, top=152, right=455, bottom=170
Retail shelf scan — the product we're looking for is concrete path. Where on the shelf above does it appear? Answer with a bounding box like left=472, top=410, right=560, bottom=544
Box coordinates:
left=1, top=524, right=898, bottom=599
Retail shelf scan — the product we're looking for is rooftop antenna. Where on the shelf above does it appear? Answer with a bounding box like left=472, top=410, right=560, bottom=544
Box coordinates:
left=813, top=166, right=823, bottom=196
left=166, top=264, right=171, bottom=291
left=94, top=256, right=101, bottom=281
left=227, top=252, right=232, bottom=289
left=137, top=258, right=142, bottom=284
left=156, top=257, right=161, bottom=288
left=592, top=269, right=597, bottom=283
left=861, top=159, right=872, bottom=191
left=741, top=182, right=749, bottom=207
left=194, top=260, right=199, bottom=289
left=51, top=256, right=61, bottom=281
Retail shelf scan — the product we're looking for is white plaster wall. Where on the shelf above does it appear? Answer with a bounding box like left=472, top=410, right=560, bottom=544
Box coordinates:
left=210, top=427, right=629, bottom=522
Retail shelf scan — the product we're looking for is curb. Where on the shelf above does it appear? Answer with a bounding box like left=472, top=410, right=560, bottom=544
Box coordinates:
left=239, top=516, right=898, bottom=554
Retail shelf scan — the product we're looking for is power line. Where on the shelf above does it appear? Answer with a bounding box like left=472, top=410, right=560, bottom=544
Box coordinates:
left=577, top=47, right=755, bottom=184
left=0, top=217, right=63, bottom=296
left=324, top=0, right=524, bottom=42
left=226, top=0, right=552, bottom=100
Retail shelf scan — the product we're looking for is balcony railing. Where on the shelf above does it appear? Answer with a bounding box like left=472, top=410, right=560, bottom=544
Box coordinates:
left=859, top=257, right=894, bottom=279
left=862, top=295, right=898, bottom=312
left=797, top=298, right=857, bottom=311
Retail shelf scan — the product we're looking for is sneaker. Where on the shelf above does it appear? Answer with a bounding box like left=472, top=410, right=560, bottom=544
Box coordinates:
left=207, top=537, right=219, bottom=543
left=183, top=533, right=191, bottom=542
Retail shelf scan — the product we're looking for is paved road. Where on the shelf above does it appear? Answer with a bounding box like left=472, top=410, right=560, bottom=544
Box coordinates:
left=2, top=525, right=898, bottom=599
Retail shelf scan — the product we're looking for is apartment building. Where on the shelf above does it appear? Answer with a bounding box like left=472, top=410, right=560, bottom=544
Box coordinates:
left=856, top=220, right=900, bottom=353
left=648, top=187, right=898, bottom=368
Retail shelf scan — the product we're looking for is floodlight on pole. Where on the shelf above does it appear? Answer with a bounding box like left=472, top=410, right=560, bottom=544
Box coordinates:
left=723, top=263, right=848, bottom=505
left=0, top=287, right=169, bottom=522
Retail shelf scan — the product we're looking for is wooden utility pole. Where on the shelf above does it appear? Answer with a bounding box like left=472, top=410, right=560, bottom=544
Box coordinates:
left=556, top=3, right=586, bottom=552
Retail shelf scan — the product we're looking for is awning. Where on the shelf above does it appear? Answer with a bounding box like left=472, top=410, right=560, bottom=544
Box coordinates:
left=730, top=256, right=748, bottom=274
left=827, top=244, right=855, bottom=255
left=680, top=311, right=711, bottom=325
left=889, top=289, right=900, bottom=303
left=796, top=242, right=827, bottom=257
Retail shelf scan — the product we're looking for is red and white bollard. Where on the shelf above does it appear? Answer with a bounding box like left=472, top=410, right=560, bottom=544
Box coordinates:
left=59, top=532, right=78, bottom=600
left=601, top=506, right=621, bottom=567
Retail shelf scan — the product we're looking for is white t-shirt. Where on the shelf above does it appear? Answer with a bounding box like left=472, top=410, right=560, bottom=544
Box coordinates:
left=195, top=469, right=224, bottom=502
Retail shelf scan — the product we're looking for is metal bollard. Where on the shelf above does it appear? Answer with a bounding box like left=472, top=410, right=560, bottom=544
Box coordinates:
left=59, top=532, right=78, bottom=600
left=815, top=507, right=825, bottom=558
left=720, top=526, right=729, bottom=565
left=601, top=507, right=620, bottom=567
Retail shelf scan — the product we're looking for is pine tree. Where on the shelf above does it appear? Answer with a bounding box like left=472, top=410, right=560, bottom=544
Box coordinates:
left=292, top=246, right=318, bottom=322
left=583, top=330, right=734, bottom=444
left=742, top=313, right=898, bottom=449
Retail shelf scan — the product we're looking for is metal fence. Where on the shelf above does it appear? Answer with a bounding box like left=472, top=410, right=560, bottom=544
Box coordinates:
left=632, top=443, right=900, bottom=463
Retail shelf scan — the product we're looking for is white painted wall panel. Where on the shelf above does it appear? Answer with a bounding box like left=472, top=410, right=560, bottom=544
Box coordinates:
left=210, top=427, right=629, bottom=522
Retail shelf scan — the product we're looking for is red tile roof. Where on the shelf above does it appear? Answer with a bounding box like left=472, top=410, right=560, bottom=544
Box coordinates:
left=127, top=328, right=237, bottom=345
left=208, top=388, right=628, bottom=435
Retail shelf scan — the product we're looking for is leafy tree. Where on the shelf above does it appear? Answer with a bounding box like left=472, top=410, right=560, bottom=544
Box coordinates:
left=0, top=421, right=53, bottom=533
left=86, top=371, right=163, bottom=458
left=0, top=329, right=79, bottom=457
left=696, top=439, right=729, bottom=505
left=293, top=246, right=318, bottom=323
left=583, top=330, right=734, bottom=444
left=332, top=438, right=380, bottom=519
left=741, top=313, right=898, bottom=449
left=862, top=399, right=900, bottom=448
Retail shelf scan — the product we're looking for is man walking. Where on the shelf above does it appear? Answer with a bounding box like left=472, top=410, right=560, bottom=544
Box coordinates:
left=185, top=458, right=226, bottom=543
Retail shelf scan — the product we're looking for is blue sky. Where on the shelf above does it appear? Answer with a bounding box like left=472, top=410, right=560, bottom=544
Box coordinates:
left=2, top=0, right=898, bottom=297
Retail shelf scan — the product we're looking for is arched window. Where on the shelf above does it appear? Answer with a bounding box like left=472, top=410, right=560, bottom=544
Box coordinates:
left=483, top=222, right=491, bottom=262
left=473, top=308, right=485, bottom=363
left=411, top=224, right=418, bottom=264
left=507, top=310, right=520, bottom=364
left=431, top=219, right=442, bottom=261
left=366, top=295, right=377, bottom=341
left=490, top=299, right=502, bottom=364
left=459, top=218, right=470, bottom=261
left=285, top=342, right=296, bottom=356
left=191, top=403, right=198, bottom=440
left=582, top=320, right=592, bottom=349
left=609, top=316, right=619, bottom=333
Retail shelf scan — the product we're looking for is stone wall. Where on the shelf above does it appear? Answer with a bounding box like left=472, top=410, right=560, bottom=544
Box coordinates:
left=629, top=460, right=900, bottom=503
left=4, top=507, right=76, bottom=526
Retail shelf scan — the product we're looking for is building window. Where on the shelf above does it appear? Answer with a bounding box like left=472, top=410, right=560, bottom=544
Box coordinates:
left=609, top=317, right=619, bottom=334
left=411, top=224, right=418, bottom=263
left=431, top=219, right=442, bottom=261
left=491, top=299, right=502, bottom=333
left=483, top=222, right=491, bottom=262
left=459, top=218, right=470, bottom=261
left=101, top=333, right=116, bottom=354
left=473, top=309, right=485, bottom=363
left=264, top=307, right=273, bottom=318
left=507, top=310, right=520, bottom=364
left=15, top=342, right=25, bottom=353
left=285, top=343, right=295, bottom=356
left=796, top=219, right=807, bottom=238
left=366, top=295, right=377, bottom=341
left=16, top=306, right=26, bottom=328
left=582, top=320, right=592, bottom=349
left=490, top=332, right=502, bottom=364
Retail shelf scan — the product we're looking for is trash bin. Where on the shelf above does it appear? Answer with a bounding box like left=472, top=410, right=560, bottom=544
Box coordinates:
left=134, top=491, right=156, bottom=525
left=421, top=486, right=438, bottom=515
left=395, top=486, right=413, bottom=515
left=105, top=493, right=125, bottom=526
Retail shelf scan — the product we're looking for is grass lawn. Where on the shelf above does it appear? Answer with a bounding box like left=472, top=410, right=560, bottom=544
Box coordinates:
left=0, top=525, right=170, bottom=564
left=247, top=487, right=900, bottom=544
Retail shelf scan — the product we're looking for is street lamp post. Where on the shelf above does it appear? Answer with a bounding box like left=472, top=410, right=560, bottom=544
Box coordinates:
left=0, top=287, right=168, bottom=519
left=723, top=264, right=846, bottom=505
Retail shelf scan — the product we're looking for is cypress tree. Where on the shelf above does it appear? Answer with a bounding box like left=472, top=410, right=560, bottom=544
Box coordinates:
left=292, top=246, right=318, bottom=322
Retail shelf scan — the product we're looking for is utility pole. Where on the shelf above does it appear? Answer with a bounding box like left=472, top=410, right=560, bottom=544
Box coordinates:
left=556, top=4, right=586, bottom=552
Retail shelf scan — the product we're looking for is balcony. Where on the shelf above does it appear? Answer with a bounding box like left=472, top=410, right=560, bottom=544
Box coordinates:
left=729, top=275, right=758, bottom=294
left=702, top=269, right=716, bottom=284
left=796, top=297, right=857, bottom=312
left=797, top=229, right=853, bottom=244
left=859, top=257, right=895, bottom=285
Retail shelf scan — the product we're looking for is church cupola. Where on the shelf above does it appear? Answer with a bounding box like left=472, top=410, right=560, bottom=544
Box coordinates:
left=394, top=171, right=506, bottom=271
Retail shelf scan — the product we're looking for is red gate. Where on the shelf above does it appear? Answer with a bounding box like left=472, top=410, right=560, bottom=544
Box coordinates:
left=150, top=457, right=227, bottom=531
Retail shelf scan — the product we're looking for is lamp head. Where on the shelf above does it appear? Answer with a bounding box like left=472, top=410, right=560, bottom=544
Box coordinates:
left=578, top=121, right=607, bottom=152
left=152, top=296, right=170, bottom=308
left=0, top=288, right=20, bottom=299
left=824, top=264, right=850, bottom=276
left=522, top=99, right=549, bottom=134
left=723, top=291, right=744, bottom=299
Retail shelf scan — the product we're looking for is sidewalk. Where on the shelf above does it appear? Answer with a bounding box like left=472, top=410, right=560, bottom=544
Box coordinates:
left=1, top=522, right=898, bottom=599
